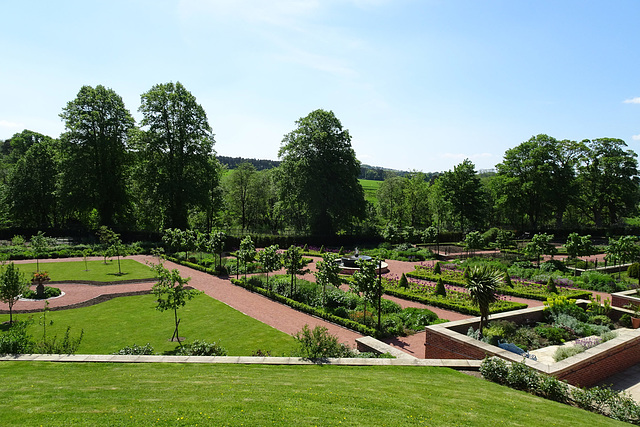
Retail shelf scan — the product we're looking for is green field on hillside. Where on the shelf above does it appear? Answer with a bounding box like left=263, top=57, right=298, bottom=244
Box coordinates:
left=360, top=178, right=382, bottom=204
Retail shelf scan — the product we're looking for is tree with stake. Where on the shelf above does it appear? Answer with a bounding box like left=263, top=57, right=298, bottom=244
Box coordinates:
left=0, top=262, right=30, bottom=325
left=283, top=245, right=307, bottom=297
left=350, top=258, right=378, bottom=328
left=314, top=253, right=341, bottom=305
left=465, top=265, right=503, bottom=338
left=151, top=262, right=200, bottom=345
left=238, top=236, right=256, bottom=281
left=258, top=245, right=281, bottom=290
left=524, top=233, right=556, bottom=267
left=30, top=231, right=51, bottom=272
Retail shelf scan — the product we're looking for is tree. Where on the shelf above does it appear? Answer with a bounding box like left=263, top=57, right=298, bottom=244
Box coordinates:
left=0, top=262, right=30, bottom=324
left=376, top=175, right=406, bottom=228
left=577, top=138, right=640, bottom=227
left=136, top=82, right=218, bottom=230
left=30, top=231, right=52, bottom=272
left=606, top=235, right=639, bottom=278
left=495, top=135, right=579, bottom=229
left=495, top=229, right=515, bottom=256
left=5, top=136, right=59, bottom=228
left=564, top=233, right=595, bottom=261
left=437, top=159, right=486, bottom=232
left=97, top=226, right=119, bottom=264
left=278, top=109, right=365, bottom=235
left=151, top=262, right=200, bottom=345
left=403, top=171, right=431, bottom=228
left=465, top=265, right=503, bottom=337
left=314, top=253, right=341, bottom=305
left=524, top=233, right=556, bottom=267
left=257, top=245, right=281, bottom=289
left=205, top=230, right=226, bottom=270
left=283, top=245, right=307, bottom=296
left=464, top=231, right=485, bottom=257
left=59, top=85, right=134, bottom=226
left=350, top=258, right=379, bottom=328
left=237, top=236, right=256, bottom=280
left=223, top=162, right=258, bottom=231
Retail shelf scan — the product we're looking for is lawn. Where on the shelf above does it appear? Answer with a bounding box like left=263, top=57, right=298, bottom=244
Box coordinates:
left=0, top=362, right=622, bottom=426
left=15, top=259, right=154, bottom=282
left=360, top=178, right=381, bottom=205
left=1, top=293, right=297, bottom=356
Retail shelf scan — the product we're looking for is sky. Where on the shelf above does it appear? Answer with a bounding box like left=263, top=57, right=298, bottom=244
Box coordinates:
left=1, top=0, right=640, bottom=173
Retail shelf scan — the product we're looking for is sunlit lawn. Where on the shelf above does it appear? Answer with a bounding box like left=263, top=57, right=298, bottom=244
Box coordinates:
left=0, top=363, right=622, bottom=426
left=1, top=293, right=296, bottom=356
left=15, top=259, right=154, bottom=282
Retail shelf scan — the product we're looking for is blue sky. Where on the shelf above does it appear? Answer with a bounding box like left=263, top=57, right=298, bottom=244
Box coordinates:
left=2, top=0, right=639, bottom=173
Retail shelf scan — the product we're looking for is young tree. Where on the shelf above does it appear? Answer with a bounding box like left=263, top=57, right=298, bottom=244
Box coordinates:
left=564, top=233, right=596, bottom=262
left=30, top=231, right=52, bottom=272
left=463, top=231, right=485, bottom=258
left=524, top=233, right=556, bottom=266
left=59, top=85, right=134, bottom=226
left=237, top=236, right=256, bottom=280
left=96, top=226, right=119, bottom=265
left=606, top=235, right=639, bottom=278
left=0, top=262, right=30, bottom=324
left=465, top=265, right=503, bottom=337
left=258, top=245, right=281, bottom=289
left=283, top=245, right=307, bottom=296
left=495, top=229, right=515, bottom=256
left=314, top=253, right=341, bottom=305
left=151, top=262, right=200, bottom=345
left=350, top=258, right=379, bottom=328
left=136, top=82, right=218, bottom=230
left=278, top=109, right=365, bottom=235
left=205, top=230, right=226, bottom=270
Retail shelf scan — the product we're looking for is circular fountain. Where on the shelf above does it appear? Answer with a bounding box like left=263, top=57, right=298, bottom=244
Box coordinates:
left=337, top=249, right=389, bottom=275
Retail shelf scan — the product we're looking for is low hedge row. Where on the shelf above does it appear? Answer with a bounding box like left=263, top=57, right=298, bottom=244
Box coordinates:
left=406, top=269, right=592, bottom=302
left=230, top=278, right=379, bottom=338
left=383, top=287, right=528, bottom=316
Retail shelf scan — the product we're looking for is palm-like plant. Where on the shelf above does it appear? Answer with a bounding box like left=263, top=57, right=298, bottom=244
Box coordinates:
left=465, top=265, right=504, bottom=337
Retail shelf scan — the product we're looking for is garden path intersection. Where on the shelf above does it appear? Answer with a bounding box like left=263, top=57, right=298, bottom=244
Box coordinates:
left=1, top=254, right=639, bottom=400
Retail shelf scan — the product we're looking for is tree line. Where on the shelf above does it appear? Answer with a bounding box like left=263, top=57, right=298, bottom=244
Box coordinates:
left=1, top=82, right=638, bottom=239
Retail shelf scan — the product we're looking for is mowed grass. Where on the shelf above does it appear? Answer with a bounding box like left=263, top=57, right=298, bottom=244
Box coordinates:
left=2, top=293, right=296, bottom=356
left=360, top=178, right=381, bottom=205
left=15, top=259, right=154, bottom=282
left=0, top=362, right=622, bottom=427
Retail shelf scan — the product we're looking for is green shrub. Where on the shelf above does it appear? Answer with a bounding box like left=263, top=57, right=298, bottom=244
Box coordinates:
left=0, top=321, right=34, bottom=354
left=506, top=360, right=540, bottom=392
left=177, top=339, right=228, bottom=356
left=36, top=326, right=84, bottom=355
left=434, top=278, right=446, bottom=297
left=628, top=263, right=640, bottom=279
left=22, top=286, right=62, bottom=300
left=433, top=262, right=441, bottom=275
left=114, top=343, right=155, bottom=355
left=399, top=273, right=409, bottom=289
left=620, top=313, right=632, bottom=328
left=539, top=373, right=569, bottom=403
left=546, top=277, right=558, bottom=294
left=479, top=356, right=509, bottom=384
left=292, top=325, right=354, bottom=359
left=553, top=344, right=586, bottom=362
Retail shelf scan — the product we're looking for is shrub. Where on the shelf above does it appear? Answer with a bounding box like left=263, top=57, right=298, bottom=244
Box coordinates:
left=22, top=286, right=62, bottom=300
left=628, top=262, right=640, bottom=279
left=539, top=373, right=569, bottom=403
left=433, top=262, right=441, bottom=275
left=546, top=277, right=558, bottom=294
left=434, top=278, right=446, bottom=297
left=36, top=326, right=84, bottom=355
left=482, top=227, right=500, bottom=244
left=114, top=343, right=155, bottom=355
left=479, top=356, right=510, bottom=384
left=506, top=360, right=540, bottom=392
left=553, top=344, right=587, bottom=362
left=0, top=321, right=34, bottom=354
left=620, top=313, right=632, bottom=328
left=541, top=259, right=565, bottom=273
left=398, top=273, right=409, bottom=289
left=176, top=339, right=228, bottom=356
left=292, top=325, right=354, bottom=359
left=544, top=295, right=586, bottom=321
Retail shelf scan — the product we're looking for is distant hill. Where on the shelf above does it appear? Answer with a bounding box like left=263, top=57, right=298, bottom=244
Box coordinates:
left=217, top=155, right=442, bottom=181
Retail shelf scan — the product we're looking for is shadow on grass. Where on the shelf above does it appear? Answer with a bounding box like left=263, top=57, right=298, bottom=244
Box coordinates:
left=106, top=272, right=130, bottom=277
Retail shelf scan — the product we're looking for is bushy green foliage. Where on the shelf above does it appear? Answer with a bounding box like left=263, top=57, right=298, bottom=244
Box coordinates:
left=628, top=263, right=640, bottom=279
left=176, top=339, right=228, bottom=356
left=113, top=343, right=155, bottom=355
left=292, top=325, right=354, bottom=359
left=22, top=286, right=62, bottom=300
left=546, top=277, right=557, bottom=294
left=398, top=273, right=409, bottom=288
left=0, top=321, right=34, bottom=354
left=433, top=261, right=441, bottom=275
left=434, top=278, right=446, bottom=297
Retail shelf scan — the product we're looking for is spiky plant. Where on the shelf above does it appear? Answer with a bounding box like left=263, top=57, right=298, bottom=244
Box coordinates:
left=465, top=265, right=504, bottom=337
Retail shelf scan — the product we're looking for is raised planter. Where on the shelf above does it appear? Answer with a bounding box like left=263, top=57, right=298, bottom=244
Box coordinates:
left=423, top=302, right=640, bottom=387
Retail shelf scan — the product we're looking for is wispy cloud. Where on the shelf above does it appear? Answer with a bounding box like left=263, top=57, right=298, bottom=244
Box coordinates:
left=623, top=97, right=640, bottom=104
left=0, top=120, right=23, bottom=129
left=632, top=134, right=640, bottom=141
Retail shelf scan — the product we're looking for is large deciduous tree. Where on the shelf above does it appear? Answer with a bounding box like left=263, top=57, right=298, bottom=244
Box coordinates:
left=278, top=109, right=365, bottom=236
left=59, top=85, right=135, bottom=226
left=577, top=138, right=640, bottom=227
left=437, top=159, right=486, bottom=232
left=136, top=82, right=218, bottom=230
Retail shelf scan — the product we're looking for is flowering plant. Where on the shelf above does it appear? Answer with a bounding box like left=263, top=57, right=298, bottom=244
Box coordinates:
left=32, top=271, right=50, bottom=282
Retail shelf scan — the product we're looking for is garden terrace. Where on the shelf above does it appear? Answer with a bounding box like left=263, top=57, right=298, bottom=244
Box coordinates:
left=424, top=302, right=640, bottom=387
